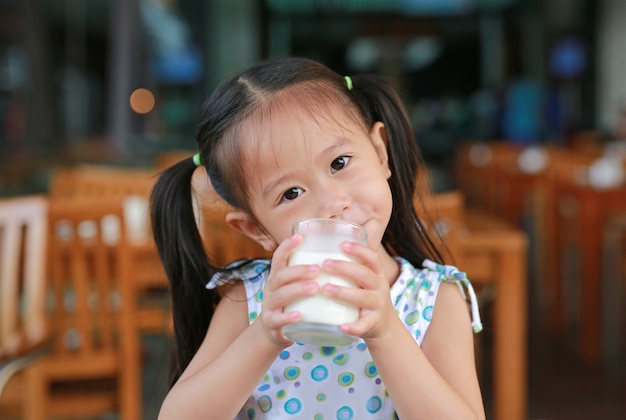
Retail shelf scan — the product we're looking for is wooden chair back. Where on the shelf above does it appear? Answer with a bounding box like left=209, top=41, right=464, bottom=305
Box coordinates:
left=49, top=165, right=158, bottom=199
left=416, top=190, right=467, bottom=264
left=29, top=197, right=141, bottom=419
left=48, top=165, right=171, bottom=331
left=0, top=195, right=48, bottom=361
left=154, top=150, right=195, bottom=171
left=455, top=141, right=520, bottom=211
left=190, top=167, right=271, bottom=266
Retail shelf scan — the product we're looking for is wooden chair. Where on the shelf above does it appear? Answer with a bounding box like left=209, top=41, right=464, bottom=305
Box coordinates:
left=536, top=147, right=623, bottom=360
left=48, top=165, right=170, bottom=335
left=0, top=197, right=142, bottom=419
left=419, top=190, right=528, bottom=420
left=190, top=168, right=271, bottom=267
left=49, top=165, right=158, bottom=199
left=454, top=141, right=522, bottom=215
left=0, top=196, right=49, bottom=401
left=459, top=208, right=528, bottom=420
left=601, top=213, right=626, bottom=368
left=154, top=150, right=195, bottom=171
left=156, top=153, right=271, bottom=264
left=416, top=190, right=467, bottom=265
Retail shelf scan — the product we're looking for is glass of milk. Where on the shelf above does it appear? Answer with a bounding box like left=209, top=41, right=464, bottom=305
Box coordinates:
left=282, top=218, right=367, bottom=346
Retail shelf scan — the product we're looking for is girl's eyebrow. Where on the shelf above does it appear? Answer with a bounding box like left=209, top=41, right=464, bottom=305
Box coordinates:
left=262, top=173, right=291, bottom=199
left=260, top=137, right=351, bottom=199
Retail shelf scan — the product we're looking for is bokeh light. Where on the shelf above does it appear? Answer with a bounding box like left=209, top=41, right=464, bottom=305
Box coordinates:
left=129, top=88, right=155, bottom=114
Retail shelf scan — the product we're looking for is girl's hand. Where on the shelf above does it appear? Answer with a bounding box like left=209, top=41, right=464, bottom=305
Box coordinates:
left=259, top=233, right=322, bottom=346
left=320, top=241, right=397, bottom=340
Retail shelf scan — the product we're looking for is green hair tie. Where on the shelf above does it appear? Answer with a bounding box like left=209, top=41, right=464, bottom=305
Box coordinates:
left=344, top=75, right=353, bottom=91
left=192, top=152, right=202, bottom=167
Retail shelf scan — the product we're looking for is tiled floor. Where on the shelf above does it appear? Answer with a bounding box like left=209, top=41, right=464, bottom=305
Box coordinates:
left=476, top=298, right=626, bottom=420
left=141, top=334, right=171, bottom=420
left=525, top=327, right=626, bottom=419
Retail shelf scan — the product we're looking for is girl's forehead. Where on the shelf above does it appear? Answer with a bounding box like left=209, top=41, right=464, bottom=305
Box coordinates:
left=239, top=100, right=366, bottom=158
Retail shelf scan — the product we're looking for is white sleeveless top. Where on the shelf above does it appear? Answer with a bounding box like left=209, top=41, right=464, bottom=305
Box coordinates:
left=207, top=257, right=482, bottom=420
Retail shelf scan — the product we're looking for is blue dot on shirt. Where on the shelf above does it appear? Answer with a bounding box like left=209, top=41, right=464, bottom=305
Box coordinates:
left=333, top=353, right=348, bottom=365
left=338, top=372, right=354, bottom=386
left=258, top=395, right=272, bottom=413
left=284, top=398, right=302, bottom=414
left=336, top=406, right=354, bottom=419
left=423, top=305, right=433, bottom=322
left=366, top=396, right=382, bottom=413
left=321, top=346, right=336, bottom=356
left=364, top=361, right=378, bottom=377
left=311, top=365, right=329, bottom=382
left=284, top=366, right=300, bottom=380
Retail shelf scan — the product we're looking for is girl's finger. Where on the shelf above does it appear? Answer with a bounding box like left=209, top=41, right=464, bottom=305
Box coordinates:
left=340, top=241, right=383, bottom=274
left=271, top=233, right=304, bottom=268
left=265, top=275, right=320, bottom=310
left=322, top=258, right=377, bottom=290
left=266, top=264, right=321, bottom=291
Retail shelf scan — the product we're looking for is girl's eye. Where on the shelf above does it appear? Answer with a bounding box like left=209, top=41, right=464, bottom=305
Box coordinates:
left=330, top=156, right=350, bottom=173
left=281, top=187, right=303, bottom=201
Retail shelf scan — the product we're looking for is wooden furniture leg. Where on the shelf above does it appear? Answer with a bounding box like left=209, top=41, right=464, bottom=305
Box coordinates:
left=493, top=236, right=527, bottom=420
left=460, top=220, right=528, bottom=420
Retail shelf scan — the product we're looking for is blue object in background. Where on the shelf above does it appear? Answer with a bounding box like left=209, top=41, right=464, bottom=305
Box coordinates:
left=550, top=37, right=586, bottom=79
left=152, top=45, right=203, bottom=85
left=502, top=79, right=543, bottom=145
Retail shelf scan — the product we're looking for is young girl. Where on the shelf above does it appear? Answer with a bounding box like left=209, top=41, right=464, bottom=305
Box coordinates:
left=151, top=57, right=485, bottom=419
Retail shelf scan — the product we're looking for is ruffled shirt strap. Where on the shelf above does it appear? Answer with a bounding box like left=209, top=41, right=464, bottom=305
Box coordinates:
left=422, top=259, right=484, bottom=333
left=205, top=257, right=482, bottom=333
left=205, top=258, right=271, bottom=289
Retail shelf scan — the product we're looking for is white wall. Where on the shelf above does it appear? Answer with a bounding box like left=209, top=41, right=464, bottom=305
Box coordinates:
left=597, top=0, right=626, bottom=134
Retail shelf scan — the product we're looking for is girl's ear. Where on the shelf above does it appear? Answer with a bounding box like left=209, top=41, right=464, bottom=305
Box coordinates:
left=225, top=211, right=278, bottom=251
left=369, top=121, right=392, bottom=179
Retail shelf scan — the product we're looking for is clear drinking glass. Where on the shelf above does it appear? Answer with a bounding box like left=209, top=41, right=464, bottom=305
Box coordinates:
left=282, top=218, right=368, bottom=346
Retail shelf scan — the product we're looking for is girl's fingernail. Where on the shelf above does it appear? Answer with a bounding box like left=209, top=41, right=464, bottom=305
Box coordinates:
left=342, top=241, right=354, bottom=250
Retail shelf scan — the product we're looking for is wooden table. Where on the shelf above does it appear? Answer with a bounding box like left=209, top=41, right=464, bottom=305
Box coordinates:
left=544, top=180, right=626, bottom=364
left=460, top=210, right=528, bottom=420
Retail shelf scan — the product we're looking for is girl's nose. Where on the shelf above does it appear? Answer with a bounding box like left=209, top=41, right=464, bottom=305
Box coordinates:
left=318, top=181, right=351, bottom=219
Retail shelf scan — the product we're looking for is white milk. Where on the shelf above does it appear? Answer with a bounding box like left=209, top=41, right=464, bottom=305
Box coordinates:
left=285, top=250, right=359, bottom=325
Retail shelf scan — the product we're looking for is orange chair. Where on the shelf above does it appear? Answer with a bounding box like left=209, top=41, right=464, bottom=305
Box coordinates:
left=1, top=197, right=142, bottom=419
left=416, top=190, right=467, bottom=265
left=189, top=167, right=271, bottom=266
left=48, top=165, right=170, bottom=335
left=420, top=190, right=528, bottom=420
left=49, top=165, right=158, bottom=198
left=0, top=196, right=50, bottom=410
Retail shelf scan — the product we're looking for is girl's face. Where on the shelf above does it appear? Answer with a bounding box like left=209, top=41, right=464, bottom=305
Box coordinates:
left=229, top=102, right=393, bottom=252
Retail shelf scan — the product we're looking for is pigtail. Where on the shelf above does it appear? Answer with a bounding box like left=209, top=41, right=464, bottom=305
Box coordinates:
left=150, top=157, right=221, bottom=388
left=350, top=74, right=443, bottom=266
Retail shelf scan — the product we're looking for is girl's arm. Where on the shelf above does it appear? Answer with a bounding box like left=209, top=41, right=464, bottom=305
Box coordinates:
left=157, top=284, right=281, bottom=419
left=323, top=244, right=485, bottom=420
left=158, top=235, right=322, bottom=420
left=366, top=283, right=485, bottom=420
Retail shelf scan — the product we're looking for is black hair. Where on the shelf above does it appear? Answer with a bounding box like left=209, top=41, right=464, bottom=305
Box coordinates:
left=150, top=57, right=443, bottom=388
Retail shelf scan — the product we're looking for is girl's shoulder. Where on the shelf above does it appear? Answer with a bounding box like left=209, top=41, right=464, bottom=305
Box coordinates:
left=392, top=257, right=483, bottom=334
left=205, top=258, right=271, bottom=290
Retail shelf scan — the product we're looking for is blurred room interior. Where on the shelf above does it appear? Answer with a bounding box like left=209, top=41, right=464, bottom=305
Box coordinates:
left=1, top=0, right=625, bottom=419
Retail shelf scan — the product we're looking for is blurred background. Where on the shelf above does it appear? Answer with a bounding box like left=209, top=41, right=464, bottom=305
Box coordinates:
left=1, top=0, right=626, bottom=419
left=2, top=0, right=625, bottom=189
